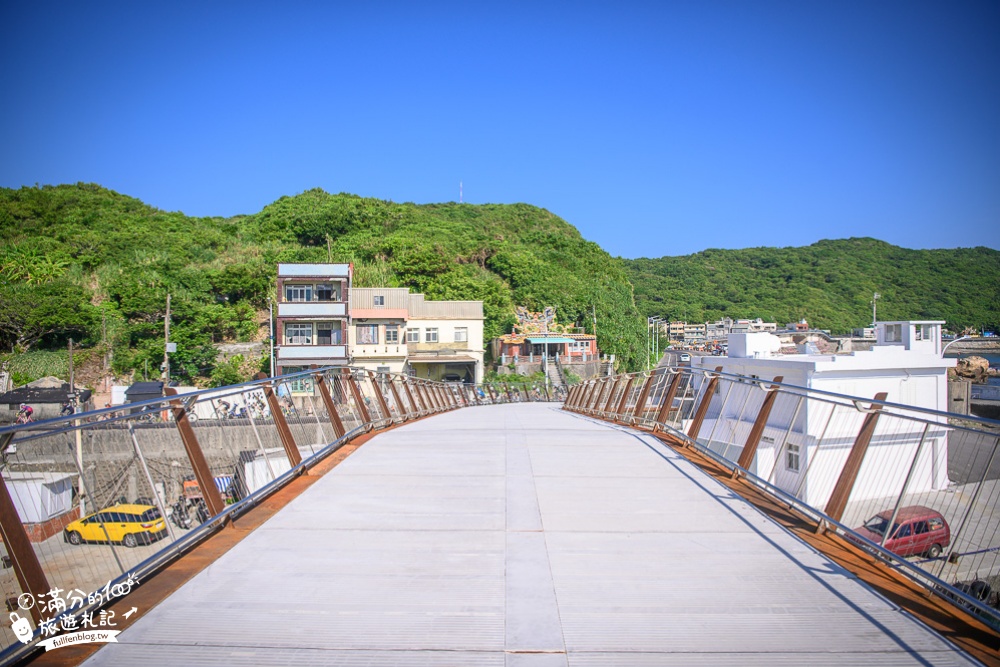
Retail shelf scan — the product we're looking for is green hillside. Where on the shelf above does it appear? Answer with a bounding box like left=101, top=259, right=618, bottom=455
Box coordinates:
left=0, top=184, right=644, bottom=384
left=625, top=239, right=1000, bottom=334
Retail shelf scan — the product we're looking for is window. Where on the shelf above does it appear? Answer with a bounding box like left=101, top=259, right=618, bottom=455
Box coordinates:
left=425, top=328, right=439, bottom=343
left=885, top=324, right=902, bottom=342
left=385, top=325, right=399, bottom=344
left=786, top=443, right=800, bottom=472
left=285, top=284, right=312, bottom=302
left=285, top=323, right=312, bottom=345
left=373, top=295, right=385, bottom=307
left=316, top=284, right=335, bottom=301
left=316, top=322, right=340, bottom=345
left=377, top=366, right=390, bottom=374
left=356, top=324, right=378, bottom=345
left=406, top=328, right=419, bottom=343
left=454, top=327, right=468, bottom=342
left=283, top=367, right=312, bottom=393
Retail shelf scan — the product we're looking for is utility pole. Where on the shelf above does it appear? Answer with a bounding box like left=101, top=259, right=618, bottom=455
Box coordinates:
left=268, top=298, right=275, bottom=378
left=871, top=292, right=880, bottom=328
left=646, top=318, right=650, bottom=372
left=163, top=293, right=171, bottom=386
left=69, top=339, right=84, bottom=515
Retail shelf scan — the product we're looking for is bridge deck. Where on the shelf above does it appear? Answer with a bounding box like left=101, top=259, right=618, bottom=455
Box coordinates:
left=82, top=404, right=977, bottom=666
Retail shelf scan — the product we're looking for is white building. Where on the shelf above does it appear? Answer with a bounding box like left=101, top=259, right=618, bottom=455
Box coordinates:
left=406, top=294, right=484, bottom=384
left=275, top=263, right=351, bottom=378
left=349, top=287, right=411, bottom=376
left=689, top=321, right=956, bottom=507
left=348, top=288, right=485, bottom=384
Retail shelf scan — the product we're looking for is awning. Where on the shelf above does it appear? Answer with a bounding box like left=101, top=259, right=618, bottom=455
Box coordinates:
left=526, top=337, right=575, bottom=344
left=407, top=355, right=477, bottom=364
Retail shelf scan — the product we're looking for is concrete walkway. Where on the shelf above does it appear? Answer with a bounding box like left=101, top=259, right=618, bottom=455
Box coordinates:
left=84, top=403, right=978, bottom=666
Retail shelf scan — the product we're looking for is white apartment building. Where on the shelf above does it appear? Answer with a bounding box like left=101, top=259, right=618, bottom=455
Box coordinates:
left=406, top=294, right=484, bottom=384
left=689, top=321, right=955, bottom=507
left=347, top=289, right=485, bottom=383
left=275, top=263, right=351, bottom=392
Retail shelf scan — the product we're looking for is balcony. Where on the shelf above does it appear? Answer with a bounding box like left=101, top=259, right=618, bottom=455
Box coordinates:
left=277, top=344, right=348, bottom=362
left=278, top=302, right=347, bottom=318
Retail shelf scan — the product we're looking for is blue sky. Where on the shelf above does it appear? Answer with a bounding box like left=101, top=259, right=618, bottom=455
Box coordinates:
left=2, top=1, right=998, bottom=258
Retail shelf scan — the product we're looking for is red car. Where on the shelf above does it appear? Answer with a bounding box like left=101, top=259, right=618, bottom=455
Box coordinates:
left=855, top=505, right=950, bottom=558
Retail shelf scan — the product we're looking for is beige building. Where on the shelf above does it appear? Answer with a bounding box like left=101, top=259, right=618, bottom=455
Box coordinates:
left=348, top=289, right=485, bottom=383
left=406, top=294, right=484, bottom=383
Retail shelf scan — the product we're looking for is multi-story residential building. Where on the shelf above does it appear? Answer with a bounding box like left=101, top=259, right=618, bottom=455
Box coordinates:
left=705, top=318, right=733, bottom=341
left=406, top=294, right=484, bottom=383
left=683, top=322, right=707, bottom=344
left=348, top=287, right=410, bottom=375
left=668, top=321, right=686, bottom=341
left=346, top=288, right=485, bottom=383
left=275, top=263, right=351, bottom=389
left=746, top=317, right=778, bottom=333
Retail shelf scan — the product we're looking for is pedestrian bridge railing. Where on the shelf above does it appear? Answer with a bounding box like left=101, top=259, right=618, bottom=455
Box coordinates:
left=0, top=367, right=563, bottom=662
left=564, top=366, right=1000, bottom=628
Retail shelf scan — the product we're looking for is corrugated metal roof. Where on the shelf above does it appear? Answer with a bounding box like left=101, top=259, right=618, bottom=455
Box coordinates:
left=409, top=293, right=483, bottom=319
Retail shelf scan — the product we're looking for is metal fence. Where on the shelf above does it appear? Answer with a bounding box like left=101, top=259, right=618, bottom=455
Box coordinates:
left=563, top=366, right=1000, bottom=627
left=0, top=367, right=562, bottom=663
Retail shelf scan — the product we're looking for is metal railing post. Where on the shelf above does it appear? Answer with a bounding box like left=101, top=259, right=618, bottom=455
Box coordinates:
left=603, top=378, right=621, bottom=414
left=368, top=371, right=393, bottom=424
left=735, top=376, right=784, bottom=474
left=166, top=388, right=226, bottom=518
left=255, top=373, right=303, bottom=469
left=314, top=372, right=346, bottom=439
left=687, top=367, right=724, bottom=443
left=654, top=370, right=683, bottom=428
left=388, top=376, right=408, bottom=420
left=407, top=379, right=427, bottom=414
left=824, top=392, right=889, bottom=523
left=615, top=376, right=635, bottom=421
left=0, top=466, right=50, bottom=624
left=344, top=369, right=373, bottom=427
left=631, top=372, right=656, bottom=423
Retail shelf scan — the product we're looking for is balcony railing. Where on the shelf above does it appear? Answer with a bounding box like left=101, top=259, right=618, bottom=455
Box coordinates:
left=563, top=367, right=1000, bottom=629
left=277, top=302, right=347, bottom=318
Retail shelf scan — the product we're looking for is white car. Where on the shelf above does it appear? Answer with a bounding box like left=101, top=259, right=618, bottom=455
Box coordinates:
left=679, top=353, right=691, bottom=363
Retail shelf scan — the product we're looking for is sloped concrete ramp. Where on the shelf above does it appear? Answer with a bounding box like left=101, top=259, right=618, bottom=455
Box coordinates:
left=83, top=403, right=978, bottom=666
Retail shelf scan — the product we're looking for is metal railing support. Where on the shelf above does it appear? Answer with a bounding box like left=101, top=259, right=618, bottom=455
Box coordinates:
left=588, top=379, right=605, bottom=412
left=654, top=371, right=683, bottom=428
left=255, top=373, right=303, bottom=469
left=0, top=470, right=50, bottom=624
left=407, top=379, right=427, bottom=414
left=735, top=376, right=784, bottom=475
left=615, top=376, right=635, bottom=421
left=603, top=378, right=621, bottom=414
left=824, top=392, right=888, bottom=523
left=368, top=371, right=393, bottom=424
left=344, top=369, right=373, bottom=427
left=165, top=388, right=227, bottom=518
left=631, top=372, right=655, bottom=423
left=686, top=367, right=724, bottom=443
left=314, top=372, right=346, bottom=439
left=388, top=376, right=408, bottom=420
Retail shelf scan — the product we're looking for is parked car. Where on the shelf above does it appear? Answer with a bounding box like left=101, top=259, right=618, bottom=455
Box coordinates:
left=854, top=505, right=950, bottom=558
left=63, top=503, right=167, bottom=547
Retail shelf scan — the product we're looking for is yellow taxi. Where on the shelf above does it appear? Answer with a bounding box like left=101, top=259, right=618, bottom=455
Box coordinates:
left=63, top=503, right=167, bottom=547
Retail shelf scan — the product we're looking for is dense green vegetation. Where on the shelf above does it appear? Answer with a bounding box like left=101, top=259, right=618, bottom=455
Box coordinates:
left=0, top=184, right=644, bottom=384
left=625, top=239, right=1000, bottom=334
left=3, top=184, right=996, bottom=389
